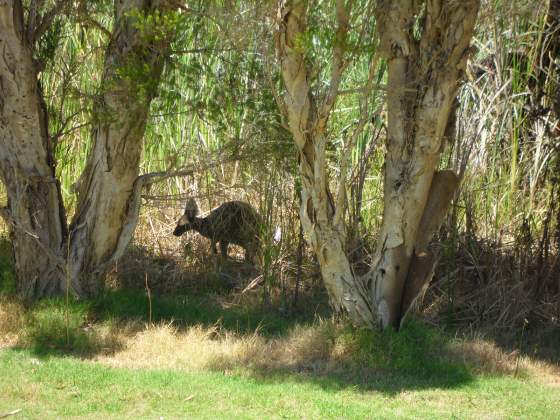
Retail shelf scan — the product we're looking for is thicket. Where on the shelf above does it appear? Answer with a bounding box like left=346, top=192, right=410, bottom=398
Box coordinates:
left=1, top=1, right=558, bottom=338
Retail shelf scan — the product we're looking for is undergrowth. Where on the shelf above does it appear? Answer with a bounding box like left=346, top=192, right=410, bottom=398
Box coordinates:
left=1, top=283, right=557, bottom=386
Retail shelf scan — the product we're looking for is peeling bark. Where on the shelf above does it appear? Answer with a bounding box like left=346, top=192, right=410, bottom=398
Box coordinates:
left=67, top=0, right=172, bottom=297
left=367, top=0, right=479, bottom=328
left=276, top=0, right=479, bottom=330
left=0, top=0, right=67, bottom=298
left=276, top=1, right=375, bottom=327
left=0, top=0, right=173, bottom=299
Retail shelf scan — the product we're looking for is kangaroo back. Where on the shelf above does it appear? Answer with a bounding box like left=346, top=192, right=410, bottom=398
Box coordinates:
left=174, top=200, right=261, bottom=262
left=206, top=201, right=261, bottom=244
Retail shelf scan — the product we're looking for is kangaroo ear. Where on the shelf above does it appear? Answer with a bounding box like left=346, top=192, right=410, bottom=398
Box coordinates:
left=184, top=198, right=199, bottom=221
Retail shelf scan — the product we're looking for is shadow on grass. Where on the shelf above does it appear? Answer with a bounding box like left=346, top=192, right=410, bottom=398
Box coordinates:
left=92, top=288, right=307, bottom=336
left=246, top=363, right=473, bottom=396
left=3, top=242, right=328, bottom=358
left=4, top=289, right=476, bottom=394
left=6, top=308, right=476, bottom=395
left=109, top=243, right=255, bottom=296
left=95, top=243, right=331, bottom=337
left=225, top=322, right=475, bottom=394
left=0, top=236, right=15, bottom=295
left=9, top=287, right=313, bottom=358
left=0, top=239, right=526, bottom=395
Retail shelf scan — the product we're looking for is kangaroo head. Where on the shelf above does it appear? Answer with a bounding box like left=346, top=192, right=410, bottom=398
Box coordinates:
left=173, top=198, right=199, bottom=236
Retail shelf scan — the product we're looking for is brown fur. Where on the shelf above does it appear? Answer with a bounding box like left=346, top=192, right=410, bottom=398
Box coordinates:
left=173, top=200, right=262, bottom=262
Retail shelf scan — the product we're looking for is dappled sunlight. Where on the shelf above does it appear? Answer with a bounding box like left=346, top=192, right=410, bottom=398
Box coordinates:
left=92, top=319, right=560, bottom=392
left=94, top=322, right=339, bottom=377
left=1, top=0, right=560, bottom=416
left=1, top=291, right=559, bottom=394
left=0, top=296, right=127, bottom=357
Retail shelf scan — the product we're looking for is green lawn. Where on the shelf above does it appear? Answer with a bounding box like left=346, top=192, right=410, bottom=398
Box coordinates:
left=1, top=346, right=559, bottom=419
left=1, top=254, right=558, bottom=419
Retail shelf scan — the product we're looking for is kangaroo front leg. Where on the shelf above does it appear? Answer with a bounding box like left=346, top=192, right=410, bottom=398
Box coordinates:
left=211, top=240, right=218, bottom=254
left=219, top=242, right=229, bottom=259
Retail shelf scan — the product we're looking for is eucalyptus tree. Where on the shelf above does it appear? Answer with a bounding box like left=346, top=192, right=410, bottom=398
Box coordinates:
left=0, top=0, right=181, bottom=298
left=276, top=0, right=480, bottom=329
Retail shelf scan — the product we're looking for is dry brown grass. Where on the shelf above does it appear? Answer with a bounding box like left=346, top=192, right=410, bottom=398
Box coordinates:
left=1, top=210, right=558, bottom=388
left=0, top=297, right=24, bottom=348
left=1, top=293, right=559, bottom=387
left=425, top=237, right=560, bottom=338
left=91, top=320, right=560, bottom=386
left=94, top=321, right=343, bottom=375
left=446, top=337, right=560, bottom=386
left=109, top=206, right=273, bottom=296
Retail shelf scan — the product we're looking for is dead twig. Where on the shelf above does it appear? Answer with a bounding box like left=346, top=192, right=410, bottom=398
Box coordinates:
left=0, top=409, right=22, bottom=419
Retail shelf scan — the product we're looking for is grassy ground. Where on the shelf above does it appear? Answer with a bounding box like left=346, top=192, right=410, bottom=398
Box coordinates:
left=1, top=288, right=559, bottom=419
left=1, top=346, right=559, bottom=419
left=1, top=238, right=559, bottom=419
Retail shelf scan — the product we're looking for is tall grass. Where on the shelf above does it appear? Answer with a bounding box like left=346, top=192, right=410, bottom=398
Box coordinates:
left=430, top=0, right=560, bottom=334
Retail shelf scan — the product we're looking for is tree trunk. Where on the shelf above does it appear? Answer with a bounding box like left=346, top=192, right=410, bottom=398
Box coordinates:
left=276, top=0, right=479, bottom=329
left=0, top=1, right=67, bottom=299
left=67, top=0, right=171, bottom=297
left=368, top=0, right=479, bottom=328
left=0, top=0, right=172, bottom=299
left=277, top=1, right=375, bottom=327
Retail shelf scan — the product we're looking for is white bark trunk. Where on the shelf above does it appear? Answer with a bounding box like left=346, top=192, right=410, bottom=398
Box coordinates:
left=367, top=0, right=480, bottom=328
left=277, top=0, right=479, bottom=329
left=277, top=1, right=375, bottom=327
left=0, top=0, right=67, bottom=298
left=0, top=0, right=172, bottom=299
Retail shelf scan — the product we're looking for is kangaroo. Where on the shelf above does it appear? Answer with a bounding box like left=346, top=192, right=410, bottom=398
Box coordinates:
left=173, top=199, right=261, bottom=262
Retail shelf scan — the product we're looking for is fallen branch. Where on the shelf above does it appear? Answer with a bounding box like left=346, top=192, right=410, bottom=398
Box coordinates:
left=0, top=409, right=22, bottom=418
left=242, top=275, right=264, bottom=294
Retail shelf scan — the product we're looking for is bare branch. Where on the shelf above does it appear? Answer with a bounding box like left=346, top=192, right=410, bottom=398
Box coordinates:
left=75, top=14, right=112, bottom=39
left=333, top=51, right=381, bottom=228
left=138, top=169, right=195, bottom=186
left=264, top=35, right=289, bottom=128
left=317, top=0, right=351, bottom=129
left=32, top=0, right=72, bottom=44
left=347, top=51, right=381, bottom=148
left=26, top=0, right=45, bottom=43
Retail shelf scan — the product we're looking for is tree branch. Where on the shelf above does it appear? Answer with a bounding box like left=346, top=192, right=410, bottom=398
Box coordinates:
left=333, top=51, right=380, bottom=228
left=26, top=0, right=45, bottom=43
left=317, top=0, right=351, bottom=130
left=32, top=0, right=72, bottom=44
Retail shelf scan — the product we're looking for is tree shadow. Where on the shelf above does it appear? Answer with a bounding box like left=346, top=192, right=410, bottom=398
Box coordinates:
left=14, top=297, right=476, bottom=395
left=9, top=282, right=317, bottom=360
left=3, top=278, right=475, bottom=394
left=3, top=242, right=328, bottom=358
left=2, top=240, right=555, bottom=395
left=201, top=321, right=476, bottom=395
left=244, top=367, right=472, bottom=396
left=0, top=236, right=15, bottom=295
left=110, top=242, right=258, bottom=296
left=98, top=243, right=329, bottom=335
